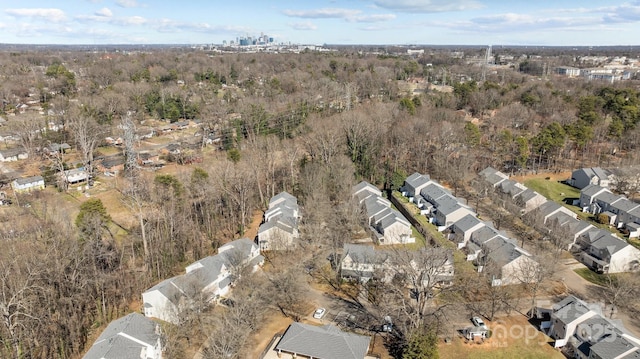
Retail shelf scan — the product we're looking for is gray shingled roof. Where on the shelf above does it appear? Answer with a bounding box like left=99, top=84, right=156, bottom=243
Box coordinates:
left=14, top=175, right=43, bottom=185
left=580, top=228, right=613, bottom=244
left=547, top=212, right=576, bottom=227
left=483, top=237, right=522, bottom=267
left=516, top=188, right=544, bottom=204
left=595, top=192, right=624, bottom=206
left=378, top=208, right=410, bottom=230
left=589, top=335, right=640, bottom=359
left=352, top=181, right=380, bottom=198
left=0, top=147, right=27, bottom=157
left=452, top=214, right=483, bottom=233
left=431, top=192, right=457, bottom=208
left=610, top=198, right=640, bottom=214
left=485, top=172, right=508, bottom=186
left=591, top=234, right=629, bottom=257
left=420, top=183, right=450, bottom=202
left=275, top=322, right=370, bottom=359
left=576, top=316, right=619, bottom=343
left=537, top=201, right=563, bottom=217
left=552, top=296, right=593, bottom=326
left=83, top=312, right=159, bottom=359
left=592, top=167, right=611, bottom=180
left=404, top=172, right=431, bottom=192
left=269, top=191, right=297, bottom=208
left=499, top=179, right=526, bottom=197
left=259, top=220, right=296, bottom=235
left=265, top=203, right=298, bottom=222
left=143, top=276, right=186, bottom=307
left=479, top=166, right=507, bottom=181
left=343, top=244, right=387, bottom=265
left=581, top=184, right=610, bottom=198
left=565, top=220, right=594, bottom=237
left=471, top=226, right=500, bottom=245
left=364, top=196, right=390, bottom=218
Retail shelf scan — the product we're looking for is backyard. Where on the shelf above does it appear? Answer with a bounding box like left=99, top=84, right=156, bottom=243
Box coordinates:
left=438, top=315, right=563, bottom=359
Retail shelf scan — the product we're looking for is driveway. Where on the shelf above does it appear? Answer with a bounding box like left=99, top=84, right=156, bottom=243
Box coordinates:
left=555, top=258, right=640, bottom=338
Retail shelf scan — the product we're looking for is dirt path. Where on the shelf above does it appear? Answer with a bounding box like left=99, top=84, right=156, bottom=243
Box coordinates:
left=244, top=210, right=263, bottom=240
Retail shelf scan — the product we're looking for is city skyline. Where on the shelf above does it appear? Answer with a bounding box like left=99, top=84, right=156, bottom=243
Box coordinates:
left=2, top=1, right=640, bottom=46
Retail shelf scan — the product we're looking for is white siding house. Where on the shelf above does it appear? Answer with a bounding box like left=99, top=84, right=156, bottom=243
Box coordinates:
left=12, top=176, right=45, bottom=193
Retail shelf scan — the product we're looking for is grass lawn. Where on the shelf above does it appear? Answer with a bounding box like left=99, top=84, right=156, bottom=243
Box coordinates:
left=628, top=238, right=640, bottom=250
left=523, top=178, right=579, bottom=207
left=440, top=337, right=563, bottom=359
left=439, top=316, right=563, bottom=359
left=574, top=268, right=608, bottom=286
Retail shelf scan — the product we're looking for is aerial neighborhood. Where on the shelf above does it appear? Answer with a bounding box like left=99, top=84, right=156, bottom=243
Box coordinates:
left=2, top=35, right=640, bottom=359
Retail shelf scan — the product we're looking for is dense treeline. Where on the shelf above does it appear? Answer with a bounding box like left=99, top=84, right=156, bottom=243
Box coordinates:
left=1, top=48, right=640, bottom=358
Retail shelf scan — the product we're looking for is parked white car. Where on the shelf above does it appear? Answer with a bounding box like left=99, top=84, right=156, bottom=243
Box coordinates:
left=471, top=316, right=487, bottom=329
left=313, top=308, right=326, bottom=319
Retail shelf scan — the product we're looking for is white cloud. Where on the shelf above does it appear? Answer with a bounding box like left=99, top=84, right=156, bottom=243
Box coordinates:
left=349, top=14, right=396, bottom=23
left=5, top=8, right=66, bottom=22
left=289, top=22, right=317, bottom=30
left=95, top=7, right=113, bottom=17
left=283, top=8, right=361, bottom=19
left=283, top=7, right=395, bottom=23
left=373, top=0, right=482, bottom=13
left=116, top=0, right=141, bottom=8
left=424, top=12, right=605, bottom=35
left=115, top=16, right=147, bottom=25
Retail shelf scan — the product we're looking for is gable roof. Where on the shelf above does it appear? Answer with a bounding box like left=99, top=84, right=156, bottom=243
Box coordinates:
left=499, top=179, right=526, bottom=197
left=592, top=167, right=611, bottom=180
left=537, top=201, right=565, bottom=217
left=565, top=219, right=594, bottom=237
left=101, top=156, right=125, bottom=169
left=552, top=295, right=595, bottom=326
left=452, top=214, right=484, bottom=233
left=269, top=191, right=297, bottom=207
left=352, top=181, right=380, bottom=198
left=83, top=313, right=159, bottom=359
left=479, top=166, right=508, bottom=180
left=580, top=228, right=614, bottom=245
left=275, top=322, right=370, bottom=359
left=581, top=184, right=610, bottom=198
left=420, top=183, right=450, bottom=202
left=610, top=198, right=640, bottom=214
left=471, top=226, right=501, bottom=245
left=143, top=276, right=187, bottom=307
left=0, top=147, right=27, bottom=157
left=591, top=234, right=630, bottom=257
left=258, top=219, right=296, bottom=235
left=363, top=195, right=391, bottom=217
left=589, top=335, right=640, bottom=359
left=377, top=208, right=410, bottom=229
left=483, top=237, right=524, bottom=267
left=343, top=244, right=388, bottom=265
left=547, top=211, right=577, bottom=227
left=14, top=175, right=44, bottom=185
left=404, top=172, right=431, bottom=191
left=595, top=191, right=624, bottom=206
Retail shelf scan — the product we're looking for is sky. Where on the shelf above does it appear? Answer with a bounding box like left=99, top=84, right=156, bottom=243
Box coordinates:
left=1, top=1, right=640, bottom=46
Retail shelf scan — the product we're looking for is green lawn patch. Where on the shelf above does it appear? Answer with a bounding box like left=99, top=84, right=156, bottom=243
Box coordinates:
left=628, top=238, right=640, bottom=250
left=574, top=268, right=608, bottom=286
left=523, top=178, right=580, bottom=204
